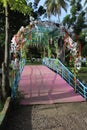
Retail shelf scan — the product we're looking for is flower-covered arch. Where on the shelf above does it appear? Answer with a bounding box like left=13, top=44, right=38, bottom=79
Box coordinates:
left=10, top=20, right=82, bottom=71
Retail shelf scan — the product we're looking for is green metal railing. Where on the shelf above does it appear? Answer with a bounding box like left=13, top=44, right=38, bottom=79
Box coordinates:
left=43, top=58, right=87, bottom=100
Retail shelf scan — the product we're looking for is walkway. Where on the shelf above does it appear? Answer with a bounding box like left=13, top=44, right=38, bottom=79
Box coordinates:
left=0, top=65, right=86, bottom=130
left=18, top=65, right=85, bottom=105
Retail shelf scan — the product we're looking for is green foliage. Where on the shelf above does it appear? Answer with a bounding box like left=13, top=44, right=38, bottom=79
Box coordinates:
left=78, top=11, right=85, bottom=21
left=70, top=0, right=75, bottom=6
left=9, top=9, right=29, bottom=36
left=0, top=3, right=5, bottom=46
left=76, top=2, right=82, bottom=11
left=62, top=14, right=71, bottom=26
left=63, top=0, right=86, bottom=42
left=37, top=6, right=46, bottom=16
left=44, top=0, right=69, bottom=18
left=9, top=0, right=32, bottom=14
left=34, top=0, right=40, bottom=8
left=79, top=67, right=87, bottom=73
left=28, top=1, right=46, bottom=20
left=78, top=32, right=85, bottom=43
left=78, top=67, right=87, bottom=82
left=74, top=12, right=85, bottom=34
left=0, top=0, right=32, bottom=15
left=70, top=6, right=77, bottom=14
left=70, top=2, right=82, bottom=14
left=0, top=4, right=5, bottom=65
left=82, top=44, right=87, bottom=56
left=0, top=2, right=31, bottom=67
left=70, top=15, right=76, bottom=23
left=26, top=46, right=42, bottom=59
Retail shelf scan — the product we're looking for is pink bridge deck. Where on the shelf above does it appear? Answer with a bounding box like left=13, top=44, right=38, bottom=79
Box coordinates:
left=18, top=65, right=85, bottom=105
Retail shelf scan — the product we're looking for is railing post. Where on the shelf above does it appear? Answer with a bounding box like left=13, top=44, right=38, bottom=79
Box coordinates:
left=62, top=65, right=63, bottom=78
left=68, top=71, right=70, bottom=85
left=74, top=77, right=77, bottom=92
left=84, top=87, right=86, bottom=99
left=56, top=65, right=58, bottom=73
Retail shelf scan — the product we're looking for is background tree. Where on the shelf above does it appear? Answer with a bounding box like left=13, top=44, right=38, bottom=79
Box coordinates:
left=0, top=3, right=31, bottom=67
left=0, top=0, right=32, bottom=101
left=63, top=0, right=86, bottom=39
left=29, top=1, right=46, bottom=20
left=0, top=3, right=5, bottom=67
left=63, top=0, right=86, bottom=59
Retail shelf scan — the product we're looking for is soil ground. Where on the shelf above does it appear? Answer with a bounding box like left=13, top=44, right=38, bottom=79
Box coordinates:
left=0, top=100, right=87, bottom=130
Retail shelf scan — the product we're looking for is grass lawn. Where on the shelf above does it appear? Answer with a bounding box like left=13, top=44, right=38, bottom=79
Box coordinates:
left=77, top=67, right=87, bottom=82
left=78, top=74, right=87, bottom=82
left=26, top=60, right=42, bottom=65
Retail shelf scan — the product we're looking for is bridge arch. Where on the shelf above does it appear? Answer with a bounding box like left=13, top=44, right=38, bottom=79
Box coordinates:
left=10, top=21, right=65, bottom=62
left=10, top=21, right=86, bottom=100
left=10, top=20, right=81, bottom=71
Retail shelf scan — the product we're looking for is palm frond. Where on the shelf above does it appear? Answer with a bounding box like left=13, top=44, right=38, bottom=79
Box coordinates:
left=34, top=0, right=40, bottom=5
left=45, top=0, right=69, bottom=18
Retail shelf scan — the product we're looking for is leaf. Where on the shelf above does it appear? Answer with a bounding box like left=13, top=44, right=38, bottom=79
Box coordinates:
left=0, top=0, right=7, bottom=6
left=0, top=0, right=32, bottom=15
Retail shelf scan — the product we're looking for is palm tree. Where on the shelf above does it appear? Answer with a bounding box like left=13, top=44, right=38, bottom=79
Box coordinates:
left=34, top=0, right=41, bottom=5
left=45, top=0, right=69, bottom=22
left=34, top=0, right=69, bottom=22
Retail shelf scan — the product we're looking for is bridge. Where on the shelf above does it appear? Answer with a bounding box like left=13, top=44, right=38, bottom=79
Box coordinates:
left=10, top=21, right=87, bottom=103
left=10, top=58, right=86, bottom=104
left=0, top=20, right=87, bottom=129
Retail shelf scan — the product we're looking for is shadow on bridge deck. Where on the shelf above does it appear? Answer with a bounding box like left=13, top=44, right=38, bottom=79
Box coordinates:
left=18, top=65, right=85, bottom=105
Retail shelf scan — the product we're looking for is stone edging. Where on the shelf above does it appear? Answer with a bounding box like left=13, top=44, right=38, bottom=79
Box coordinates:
left=0, top=97, right=11, bottom=125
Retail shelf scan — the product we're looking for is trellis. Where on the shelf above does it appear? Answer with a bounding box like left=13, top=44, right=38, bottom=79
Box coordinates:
left=10, top=20, right=82, bottom=71
left=10, top=20, right=83, bottom=97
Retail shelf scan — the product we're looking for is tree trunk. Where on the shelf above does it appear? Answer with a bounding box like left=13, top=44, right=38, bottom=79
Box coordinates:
left=48, top=44, right=51, bottom=58
left=43, top=46, right=45, bottom=57
left=1, top=5, right=11, bottom=101
left=55, top=43, right=58, bottom=58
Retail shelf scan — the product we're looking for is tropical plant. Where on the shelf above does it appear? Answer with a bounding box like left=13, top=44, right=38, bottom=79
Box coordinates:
left=34, top=0, right=70, bottom=21
left=62, top=0, right=87, bottom=69
left=45, top=0, right=69, bottom=19
left=63, top=0, right=86, bottom=41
